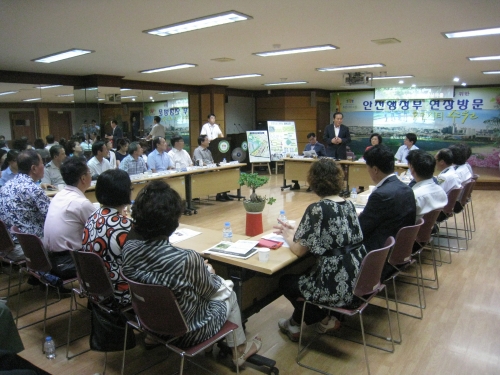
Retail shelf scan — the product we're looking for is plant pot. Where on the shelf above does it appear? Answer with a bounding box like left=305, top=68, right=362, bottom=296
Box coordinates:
left=243, top=200, right=266, bottom=213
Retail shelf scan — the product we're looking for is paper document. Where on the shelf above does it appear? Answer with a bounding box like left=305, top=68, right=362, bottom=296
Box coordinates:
left=169, top=228, right=202, bottom=244
left=204, top=240, right=259, bottom=259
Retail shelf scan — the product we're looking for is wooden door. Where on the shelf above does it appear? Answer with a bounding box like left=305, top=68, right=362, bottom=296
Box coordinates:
left=48, top=111, right=72, bottom=141
left=10, top=111, right=36, bottom=143
left=316, top=101, right=330, bottom=146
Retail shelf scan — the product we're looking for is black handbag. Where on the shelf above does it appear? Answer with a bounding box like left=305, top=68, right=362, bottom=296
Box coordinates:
left=89, top=305, right=136, bottom=352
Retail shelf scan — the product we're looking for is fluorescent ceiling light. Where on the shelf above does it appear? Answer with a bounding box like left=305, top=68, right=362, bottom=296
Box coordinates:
left=0, top=91, right=18, bottom=96
left=468, top=55, right=500, bottom=61
left=120, top=88, right=131, bottom=91
left=212, top=74, right=262, bottom=80
left=144, top=11, right=252, bottom=36
left=443, top=26, right=500, bottom=38
left=158, top=91, right=180, bottom=94
left=32, top=49, right=94, bottom=63
left=461, top=83, right=467, bottom=86
left=98, top=98, right=105, bottom=101
left=35, top=85, right=62, bottom=89
left=483, top=71, right=500, bottom=75
left=121, top=96, right=138, bottom=99
left=263, top=81, right=308, bottom=86
left=254, top=44, right=338, bottom=57
left=23, top=98, right=41, bottom=102
left=372, top=75, right=414, bottom=80
left=140, top=63, right=197, bottom=74
left=56, top=94, right=74, bottom=97
left=317, top=63, right=384, bottom=72
left=399, top=80, right=404, bottom=84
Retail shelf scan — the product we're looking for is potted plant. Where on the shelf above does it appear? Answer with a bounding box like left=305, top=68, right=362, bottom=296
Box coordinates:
left=238, top=173, right=276, bottom=212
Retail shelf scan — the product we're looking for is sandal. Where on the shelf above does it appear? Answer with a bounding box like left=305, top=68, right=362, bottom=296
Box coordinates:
left=315, top=316, right=341, bottom=335
left=278, top=318, right=301, bottom=342
left=233, top=337, right=262, bottom=367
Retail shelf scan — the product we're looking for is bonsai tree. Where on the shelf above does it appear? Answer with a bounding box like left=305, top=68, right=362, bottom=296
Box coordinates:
left=238, top=173, right=276, bottom=205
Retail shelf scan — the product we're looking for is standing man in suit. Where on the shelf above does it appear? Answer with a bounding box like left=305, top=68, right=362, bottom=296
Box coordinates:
left=106, top=120, right=123, bottom=147
left=358, top=145, right=416, bottom=251
left=323, top=112, right=351, bottom=160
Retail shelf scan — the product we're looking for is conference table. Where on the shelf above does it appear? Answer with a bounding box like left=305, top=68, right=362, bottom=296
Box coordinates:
left=282, top=157, right=410, bottom=191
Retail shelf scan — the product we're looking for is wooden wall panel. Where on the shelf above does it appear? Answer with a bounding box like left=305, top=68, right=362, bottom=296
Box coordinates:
left=200, top=93, right=211, bottom=123
left=284, top=96, right=312, bottom=108
left=284, top=107, right=316, bottom=120
left=213, top=93, right=225, bottom=134
left=256, top=108, right=286, bottom=121
left=38, top=108, right=49, bottom=138
left=256, top=97, right=285, bottom=109
left=293, top=119, right=316, bottom=131
left=189, top=93, right=200, bottom=151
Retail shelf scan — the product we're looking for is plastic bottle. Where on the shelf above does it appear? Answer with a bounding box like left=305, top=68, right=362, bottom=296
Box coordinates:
left=350, top=188, right=358, bottom=201
left=175, top=162, right=181, bottom=172
left=44, top=336, right=56, bottom=359
left=278, top=210, right=287, bottom=224
left=222, top=158, right=227, bottom=165
left=223, top=222, right=233, bottom=242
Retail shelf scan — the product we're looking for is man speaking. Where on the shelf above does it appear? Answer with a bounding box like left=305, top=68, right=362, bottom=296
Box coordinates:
left=323, top=112, right=351, bottom=160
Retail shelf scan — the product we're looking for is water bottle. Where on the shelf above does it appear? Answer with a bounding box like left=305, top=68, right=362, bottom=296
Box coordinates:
left=222, top=158, right=227, bottom=165
left=175, top=162, right=181, bottom=172
left=278, top=210, right=287, bottom=224
left=44, top=336, right=56, bottom=359
left=350, top=188, right=358, bottom=201
left=223, top=222, right=233, bottom=242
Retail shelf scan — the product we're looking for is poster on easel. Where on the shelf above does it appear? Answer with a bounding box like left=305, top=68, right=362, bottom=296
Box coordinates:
left=246, top=131, right=271, bottom=163
left=267, top=121, right=299, bottom=161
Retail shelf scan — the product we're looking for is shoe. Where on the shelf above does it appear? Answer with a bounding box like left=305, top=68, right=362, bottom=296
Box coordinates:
left=306, top=187, right=312, bottom=192
left=216, top=193, right=227, bottom=202
left=315, top=316, right=341, bottom=335
left=233, top=337, right=262, bottom=367
left=223, top=193, right=234, bottom=201
left=278, top=318, right=301, bottom=342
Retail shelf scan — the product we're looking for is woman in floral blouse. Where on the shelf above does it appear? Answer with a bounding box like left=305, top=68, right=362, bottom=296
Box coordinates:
left=274, top=158, right=367, bottom=342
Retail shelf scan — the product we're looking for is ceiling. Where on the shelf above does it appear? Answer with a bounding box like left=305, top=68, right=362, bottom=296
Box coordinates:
left=1, top=0, right=500, bottom=97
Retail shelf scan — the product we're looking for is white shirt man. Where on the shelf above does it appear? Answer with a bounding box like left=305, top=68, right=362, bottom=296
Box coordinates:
left=147, top=137, right=173, bottom=172
left=435, top=149, right=462, bottom=193
left=147, top=116, right=166, bottom=140
left=168, top=136, right=193, bottom=169
left=395, top=134, right=419, bottom=164
left=200, top=114, right=223, bottom=141
left=87, top=141, right=111, bottom=177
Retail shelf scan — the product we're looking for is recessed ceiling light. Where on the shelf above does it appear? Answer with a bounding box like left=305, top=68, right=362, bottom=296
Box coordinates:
left=461, top=82, right=467, bottom=86
left=140, top=63, right=197, bottom=74
left=32, top=49, right=94, bottom=63
left=254, top=44, right=338, bottom=57
left=149, top=97, right=153, bottom=100
left=372, top=75, right=414, bottom=80
left=158, top=91, right=181, bottom=94
left=483, top=71, right=500, bottom=75
left=23, top=98, right=42, bottom=102
left=35, top=85, right=62, bottom=89
left=468, top=55, right=500, bottom=61
left=411, top=84, right=416, bottom=87
left=0, top=91, right=19, bottom=96
left=443, top=26, right=500, bottom=38
left=399, top=80, right=404, bottom=84
left=317, top=63, right=384, bottom=72
left=263, top=81, right=308, bottom=86
left=212, top=74, right=262, bottom=80
left=453, top=77, right=460, bottom=82
left=144, top=11, right=252, bottom=36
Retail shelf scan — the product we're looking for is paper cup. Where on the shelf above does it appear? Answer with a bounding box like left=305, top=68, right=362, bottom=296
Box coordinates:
left=258, top=248, right=270, bottom=262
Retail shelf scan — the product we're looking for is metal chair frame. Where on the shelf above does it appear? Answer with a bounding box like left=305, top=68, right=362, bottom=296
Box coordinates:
left=0, top=220, right=25, bottom=300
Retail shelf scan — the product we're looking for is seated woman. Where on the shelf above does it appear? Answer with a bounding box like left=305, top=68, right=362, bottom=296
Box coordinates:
left=121, top=180, right=261, bottom=366
left=115, top=138, right=129, bottom=163
left=274, top=158, right=367, bottom=341
left=365, top=133, right=383, bottom=152
left=0, top=150, right=19, bottom=187
left=81, top=169, right=132, bottom=305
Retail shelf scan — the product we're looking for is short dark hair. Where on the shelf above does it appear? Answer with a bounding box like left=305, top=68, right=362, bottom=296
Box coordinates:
left=12, top=139, right=28, bottom=151
left=154, top=116, right=161, bottom=124
left=2, top=150, right=19, bottom=171
left=364, top=144, right=395, bottom=174
left=17, top=149, right=41, bottom=175
left=333, top=112, right=343, bottom=119
left=34, top=138, right=45, bottom=149
left=406, top=133, right=417, bottom=145
left=49, top=145, right=64, bottom=159
left=153, top=137, right=164, bottom=149
left=60, top=156, right=88, bottom=186
left=370, top=133, right=383, bottom=144
left=132, top=180, right=183, bottom=239
left=46, top=134, right=55, bottom=144
left=449, top=144, right=467, bottom=165
left=406, top=150, right=435, bottom=180
left=117, top=138, right=129, bottom=150
left=307, top=158, right=344, bottom=197
left=436, top=148, right=454, bottom=166
left=306, top=132, right=316, bottom=139
left=128, top=141, right=140, bottom=155
left=197, top=135, right=208, bottom=145
left=96, top=169, right=131, bottom=206
left=207, top=113, right=215, bottom=119
left=459, top=143, right=472, bottom=160
left=170, top=136, right=183, bottom=147
left=111, top=120, right=118, bottom=126
left=92, top=141, right=106, bottom=156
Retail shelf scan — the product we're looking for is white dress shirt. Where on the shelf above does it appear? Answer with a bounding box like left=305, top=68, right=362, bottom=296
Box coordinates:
left=168, top=148, right=193, bottom=169
left=87, top=156, right=111, bottom=177
left=395, top=144, right=419, bottom=164
left=412, top=178, right=448, bottom=220
left=200, top=123, right=223, bottom=141
left=437, top=167, right=462, bottom=193
left=455, top=164, right=472, bottom=183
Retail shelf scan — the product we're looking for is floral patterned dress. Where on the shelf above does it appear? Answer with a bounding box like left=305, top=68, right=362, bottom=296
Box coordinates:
left=294, top=199, right=367, bottom=307
left=81, top=207, right=132, bottom=305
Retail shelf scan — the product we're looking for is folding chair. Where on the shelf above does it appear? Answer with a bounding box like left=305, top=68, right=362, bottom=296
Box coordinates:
left=0, top=220, right=25, bottom=300
left=468, top=174, right=479, bottom=233
left=450, top=179, right=476, bottom=244
left=433, top=187, right=462, bottom=263
left=121, top=273, right=240, bottom=375
left=297, top=237, right=395, bottom=375
left=12, top=226, right=77, bottom=352
left=66, top=251, right=131, bottom=374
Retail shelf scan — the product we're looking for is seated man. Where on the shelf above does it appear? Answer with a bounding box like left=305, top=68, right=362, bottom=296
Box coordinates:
left=119, top=141, right=148, bottom=175
left=147, top=136, right=173, bottom=172
left=406, top=150, right=447, bottom=220
left=304, top=132, right=326, bottom=156
left=168, top=136, right=193, bottom=169
left=41, top=145, right=66, bottom=186
left=87, top=141, right=111, bottom=179
left=449, top=144, right=472, bottom=183
left=193, top=135, right=232, bottom=201
left=395, top=132, right=418, bottom=164
left=358, top=145, right=416, bottom=251
left=0, top=150, right=50, bottom=261
left=44, top=134, right=58, bottom=151
left=44, top=157, right=95, bottom=279
left=80, top=135, right=92, bottom=152
left=435, top=148, right=462, bottom=193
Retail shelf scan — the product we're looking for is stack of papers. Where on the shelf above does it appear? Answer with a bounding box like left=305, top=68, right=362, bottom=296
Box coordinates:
left=169, top=228, right=202, bottom=244
left=204, top=240, right=259, bottom=259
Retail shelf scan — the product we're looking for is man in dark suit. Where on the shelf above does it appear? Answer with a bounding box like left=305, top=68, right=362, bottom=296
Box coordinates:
left=323, top=112, right=351, bottom=160
left=358, top=145, right=416, bottom=251
left=106, top=120, right=123, bottom=147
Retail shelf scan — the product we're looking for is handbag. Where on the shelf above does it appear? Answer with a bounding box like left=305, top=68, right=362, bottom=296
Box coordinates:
left=89, top=304, right=136, bottom=352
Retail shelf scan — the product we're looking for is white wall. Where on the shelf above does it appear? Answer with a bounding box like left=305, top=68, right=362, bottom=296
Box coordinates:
left=225, top=96, right=255, bottom=134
